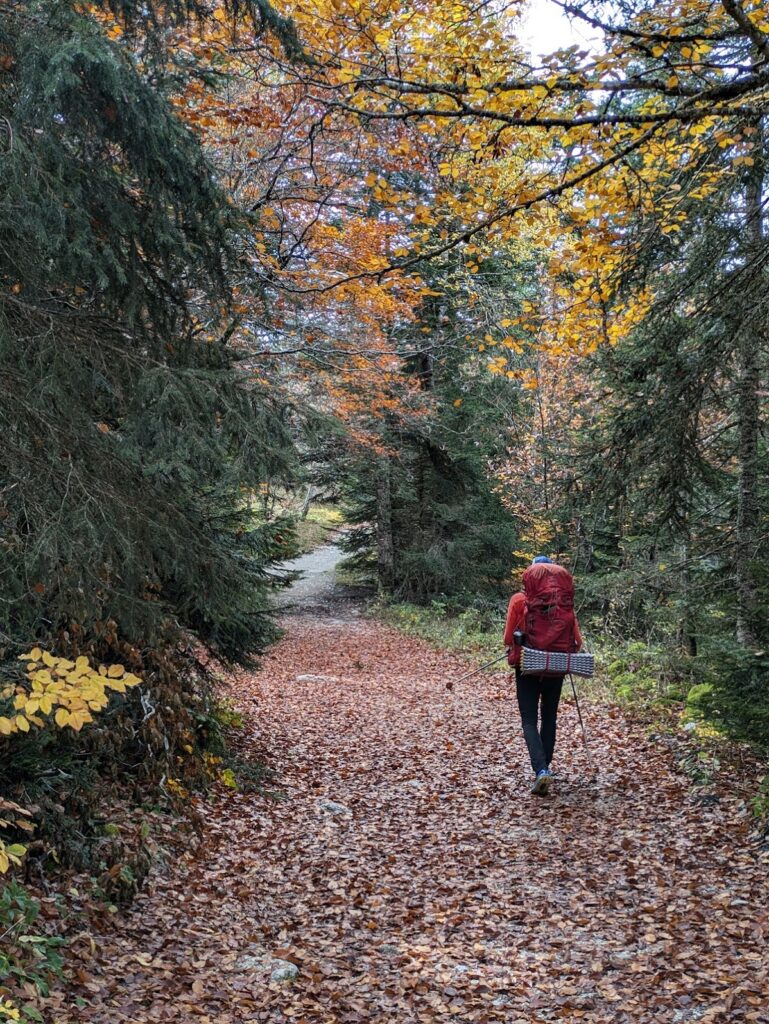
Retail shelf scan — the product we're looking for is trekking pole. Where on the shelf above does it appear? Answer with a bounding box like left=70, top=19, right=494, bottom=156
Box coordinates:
left=573, top=675, right=589, bottom=749
left=569, top=672, right=597, bottom=778
left=446, top=652, right=510, bottom=691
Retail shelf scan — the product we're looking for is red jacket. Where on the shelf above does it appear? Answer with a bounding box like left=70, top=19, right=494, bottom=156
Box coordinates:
left=503, top=591, right=582, bottom=666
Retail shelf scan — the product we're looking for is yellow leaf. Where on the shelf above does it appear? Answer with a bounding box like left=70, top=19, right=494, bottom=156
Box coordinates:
left=68, top=711, right=91, bottom=732
left=15, top=716, right=30, bottom=733
left=0, top=717, right=16, bottom=736
left=107, top=664, right=125, bottom=678
left=54, top=709, right=70, bottom=727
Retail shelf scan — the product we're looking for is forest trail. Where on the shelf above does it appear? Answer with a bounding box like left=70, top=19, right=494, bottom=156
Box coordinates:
left=274, top=543, right=350, bottom=614
left=53, top=555, right=768, bottom=1024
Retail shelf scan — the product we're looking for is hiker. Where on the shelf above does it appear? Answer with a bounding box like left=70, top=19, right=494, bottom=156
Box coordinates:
left=503, top=556, right=582, bottom=796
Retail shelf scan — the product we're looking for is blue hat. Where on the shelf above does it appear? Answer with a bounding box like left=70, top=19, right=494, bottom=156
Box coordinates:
left=532, top=555, right=552, bottom=564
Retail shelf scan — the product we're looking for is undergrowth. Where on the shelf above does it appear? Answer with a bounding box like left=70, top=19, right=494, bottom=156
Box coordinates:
left=294, top=506, right=344, bottom=555
left=374, top=599, right=502, bottom=664
left=0, top=881, right=64, bottom=1022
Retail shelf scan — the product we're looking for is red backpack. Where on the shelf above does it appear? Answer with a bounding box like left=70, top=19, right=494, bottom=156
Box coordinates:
left=522, top=563, right=577, bottom=658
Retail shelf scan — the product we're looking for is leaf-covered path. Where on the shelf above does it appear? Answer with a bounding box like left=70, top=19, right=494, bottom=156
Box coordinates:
left=56, top=611, right=768, bottom=1023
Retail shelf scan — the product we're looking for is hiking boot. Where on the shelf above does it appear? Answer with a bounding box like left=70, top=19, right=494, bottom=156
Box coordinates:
left=531, top=769, right=552, bottom=796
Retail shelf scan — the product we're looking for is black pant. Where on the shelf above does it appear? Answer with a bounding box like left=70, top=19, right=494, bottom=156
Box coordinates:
left=515, top=670, right=564, bottom=775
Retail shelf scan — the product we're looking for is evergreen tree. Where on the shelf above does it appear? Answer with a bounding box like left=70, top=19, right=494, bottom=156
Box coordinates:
left=0, top=0, right=295, bottom=663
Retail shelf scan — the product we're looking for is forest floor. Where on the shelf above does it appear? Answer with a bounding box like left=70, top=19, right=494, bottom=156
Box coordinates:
left=49, top=546, right=769, bottom=1024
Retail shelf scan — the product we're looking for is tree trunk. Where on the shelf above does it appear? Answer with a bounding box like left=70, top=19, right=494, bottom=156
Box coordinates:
left=376, top=460, right=395, bottom=591
left=678, top=540, right=697, bottom=657
left=299, top=484, right=315, bottom=521
left=735, top=115, right=765, bottom=646
left=735, top=335, right=760, bottom=646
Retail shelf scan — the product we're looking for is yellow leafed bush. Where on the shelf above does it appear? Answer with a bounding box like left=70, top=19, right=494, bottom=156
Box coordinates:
left=0, top=649, right=142, bottom=737
left=0, top=652, right=142, bottom=874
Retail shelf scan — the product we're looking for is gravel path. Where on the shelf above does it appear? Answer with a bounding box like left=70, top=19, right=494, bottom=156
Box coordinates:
left=275, top=541, right=366, bottom=619
left=276, top=543, right=345, bottom=608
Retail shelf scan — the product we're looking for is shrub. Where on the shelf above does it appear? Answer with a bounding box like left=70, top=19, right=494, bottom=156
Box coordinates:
left=0, top=881, right=64, bottom=1020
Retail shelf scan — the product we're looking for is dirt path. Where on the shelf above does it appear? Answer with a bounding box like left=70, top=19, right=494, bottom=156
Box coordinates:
left=53, top=583, right=769, bottom=1023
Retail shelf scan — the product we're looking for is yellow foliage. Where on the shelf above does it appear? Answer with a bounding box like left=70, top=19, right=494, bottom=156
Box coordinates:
left=0, top=998, right=22, bottom=1021
left=0, top=797, right=33, bottom=875
left=165, top=777, right=189, bottom=799
left=0, top=840, right=26, bottom=874
left=0, top=650, right=142, bottom=738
